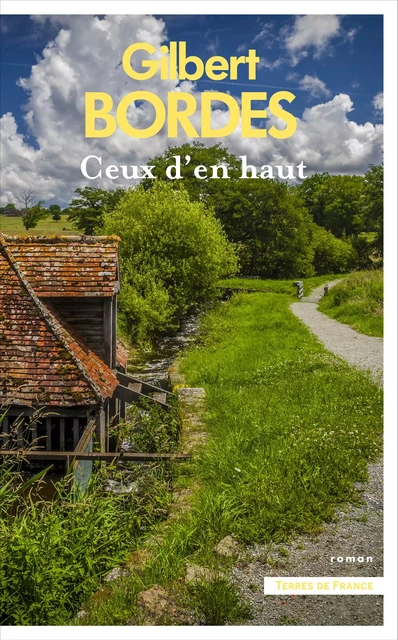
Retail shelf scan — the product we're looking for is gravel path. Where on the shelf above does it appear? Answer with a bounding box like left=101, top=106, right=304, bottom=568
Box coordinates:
left=232, top=280, right=383, bottom=627
left=291, top=281, right=383, bottom=386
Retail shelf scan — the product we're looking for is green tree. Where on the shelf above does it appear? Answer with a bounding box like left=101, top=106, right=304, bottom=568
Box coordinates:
left=213, top=179, right=315, bottom=278
left=49, top=204, right=62, bottom=220
left=103, top=182, right=238, bottom=340
left=143, top=142, right=242, bottom=202
left=22, top=202, right=49, bottom=230
left=363, top=164, right=383, bottom=254
left=298, top=173, right=365, bottom=237
left=0, top=203, right=16, bottom=214
left=310, top=224, right=357, bottom=274
left=68, top=186, right=126, bottom=234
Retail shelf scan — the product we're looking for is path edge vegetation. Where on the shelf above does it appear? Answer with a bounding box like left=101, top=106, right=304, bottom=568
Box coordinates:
left=318, top=270, right=383, bottom=337
left=72, top=278, right=382, bottom=626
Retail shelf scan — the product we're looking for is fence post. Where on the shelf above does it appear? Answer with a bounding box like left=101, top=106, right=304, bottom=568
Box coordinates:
left=293, top=281, right=303, bottom=299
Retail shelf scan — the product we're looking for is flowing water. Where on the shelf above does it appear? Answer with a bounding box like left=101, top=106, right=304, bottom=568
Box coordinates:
left=127, top=310, right=203, bottom=388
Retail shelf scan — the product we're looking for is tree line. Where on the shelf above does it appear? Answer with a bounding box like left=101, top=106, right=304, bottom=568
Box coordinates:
left=3, top=144, right=383, bottom=342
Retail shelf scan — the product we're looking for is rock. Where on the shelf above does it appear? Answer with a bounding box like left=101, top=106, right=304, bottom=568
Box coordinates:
left=76, top=609, right=88, bottom=619
left=185, top=563, right=220, bottom=584
left=214, top=535, right=240, bottom=557
left=127, top=548, right=151, bottom=568
left=137, top=585, right=178, bottom=625
left=104, top=566, right=129, bottom=582
left=104, top=479, right=139, bottom=494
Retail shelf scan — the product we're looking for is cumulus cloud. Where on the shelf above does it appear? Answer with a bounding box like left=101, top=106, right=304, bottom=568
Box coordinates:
left=372, top=92, right=383, bottom=114
left=0, top=15, right=383, bottom=205
left=283, top=15, right=342, bottom=65
left=298, top=75, right=331, bottom=98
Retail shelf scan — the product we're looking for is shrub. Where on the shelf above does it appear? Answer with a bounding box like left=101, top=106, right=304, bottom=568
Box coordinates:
left=310, top=224, right=357, bottom=274
left=103, top=183, right=238, bottom=341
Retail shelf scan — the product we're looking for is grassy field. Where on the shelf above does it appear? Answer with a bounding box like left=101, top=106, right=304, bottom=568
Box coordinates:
left=219, top=273, right=346, bottom=297
left=319, top=270, right=383, bottom=337
left=75, top=284, right=382, bottom=625
left=0, top=215, right=80, bottom=236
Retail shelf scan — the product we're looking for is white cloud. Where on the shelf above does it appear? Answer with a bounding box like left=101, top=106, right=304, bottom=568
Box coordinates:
left=284, top=15, right=341, bottom=65
left=252, top=22, right=274, bottom=45
left=0, top=16, right=383, bottom=205
left=258, top=57, right=284, bottom=71
left=206, top=33, right=220, bottom=54
left=298, top=75, right=331, bottom=98
left=372, top=92, right=383, bottom=114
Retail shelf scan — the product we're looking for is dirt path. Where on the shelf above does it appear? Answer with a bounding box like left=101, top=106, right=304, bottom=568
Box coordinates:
left=232, top=280, right=383, bottom=627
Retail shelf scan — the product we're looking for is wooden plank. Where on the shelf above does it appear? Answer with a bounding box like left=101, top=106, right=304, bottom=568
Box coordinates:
left=0, top=450, right=190, bottom=461
left=128, top=382, right=142, bottom=394
left=74, top=419, right=96, bottom=453
left=73, top=418, right=80, bottom=450
left=103, top=298, right=112, bottom=368
left=117, top=371, right=172, bottom=396
left=153, top=392, right=167, bottom=405
left=112, top=295, right=117, bottom=369
left=120, top=399, right=126, bottom=420
left=114, top=384, right=169, bottom=409
left=45, top=418, right=52, bottom=450
left=1, top=417, right=9, bottom=446
left=96, top=410, right=106, bottom=452
left=31, top=420, right=38, bottom=445
left=59, top=418, right=65, bottom=451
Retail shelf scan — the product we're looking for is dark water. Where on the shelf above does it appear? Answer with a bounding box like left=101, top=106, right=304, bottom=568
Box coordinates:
left=127, top=311, right=203, bottom=387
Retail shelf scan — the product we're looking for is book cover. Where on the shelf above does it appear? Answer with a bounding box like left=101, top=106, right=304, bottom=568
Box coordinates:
left=0, top=2, right=396, bottom=639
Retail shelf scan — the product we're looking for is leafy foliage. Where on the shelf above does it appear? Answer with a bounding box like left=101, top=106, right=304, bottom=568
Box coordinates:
left=103, top=182, right=238, bottom=340
left=363, top=164, right=383, bottom=254
left=68, top=186, right=126, bottom=235
left=22, top=201, right=49, bottom=230
left=298, top=173, right=365, bottom=237
left=310, top=224, right=357, bottom=274
left=49, top=204, right=62, bottom=220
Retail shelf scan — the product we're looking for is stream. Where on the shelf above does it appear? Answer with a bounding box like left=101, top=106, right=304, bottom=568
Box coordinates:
left=126, top=310, right=203, bottom=388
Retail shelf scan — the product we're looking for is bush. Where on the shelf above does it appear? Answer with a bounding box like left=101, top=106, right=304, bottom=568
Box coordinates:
left=310, top=224, right=357, bottom=274
left=103, top=183, right=238, bottom=341
left=319, top=269, right=383, bottom=337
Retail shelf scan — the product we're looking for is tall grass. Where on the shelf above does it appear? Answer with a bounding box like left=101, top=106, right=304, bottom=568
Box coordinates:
left=0, top=407, right=176, bottom=625
left=77, top=288, right=382, bottom=625
left=318, top=269, right=383, bottom=337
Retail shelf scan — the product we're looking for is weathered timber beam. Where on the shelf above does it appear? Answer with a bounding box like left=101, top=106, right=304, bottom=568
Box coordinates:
left=0, top=450, right=190, bottom=461
left=116, top=372, right=172, bottom=396
left=74, top=419, right=96, bottom=454
left=114, top=384, right=168, bottom=409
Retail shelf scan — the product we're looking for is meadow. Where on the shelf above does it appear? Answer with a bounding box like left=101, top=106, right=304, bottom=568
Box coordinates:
left=0, top=215, right=80, bottom=236
left=74, top=285, right=382, bottom=625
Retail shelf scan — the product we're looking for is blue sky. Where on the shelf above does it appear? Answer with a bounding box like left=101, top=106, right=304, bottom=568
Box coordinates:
left=0, top=14, right=384, bottom=205
left=0, top=13, right=383, bottom=135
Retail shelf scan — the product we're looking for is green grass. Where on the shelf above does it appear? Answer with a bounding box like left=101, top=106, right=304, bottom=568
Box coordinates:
left=75, top=287, right=382, bottom=625
left=318, top=270, right=383, bottom=337
left=0, top=215, right=80, bottom=236
left=219, top=273, right=346, bottom=297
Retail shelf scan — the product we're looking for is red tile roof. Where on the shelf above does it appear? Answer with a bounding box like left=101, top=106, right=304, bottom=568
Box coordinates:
left=0, top=238, right=118, bottom=407
left=116, top=339, right=129, bottom=369
left=1, top=235, right=120, bottom=297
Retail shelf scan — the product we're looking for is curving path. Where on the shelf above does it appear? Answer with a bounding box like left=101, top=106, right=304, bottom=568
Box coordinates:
left=291, top=281, right=383, bottom=386
left=232, top=279, right=384, bottom=626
